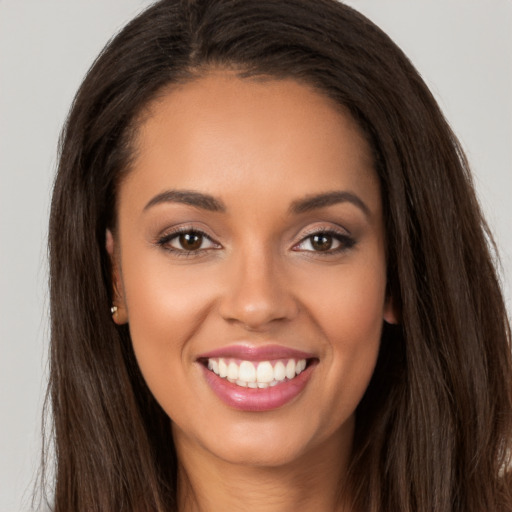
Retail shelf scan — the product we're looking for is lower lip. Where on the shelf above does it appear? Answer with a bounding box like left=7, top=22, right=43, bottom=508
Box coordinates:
left=200, top=362, right=316, bottom=412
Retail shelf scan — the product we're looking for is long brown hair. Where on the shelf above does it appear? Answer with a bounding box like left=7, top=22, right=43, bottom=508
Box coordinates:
left=46, top=1, right=512, bottom=510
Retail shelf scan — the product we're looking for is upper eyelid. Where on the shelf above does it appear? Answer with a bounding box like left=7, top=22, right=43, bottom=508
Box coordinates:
left=294, top=229, right=352, bottom=244
left=295, top=224, right=351, bottom=240
left=157, top=225, right=217, bottom=241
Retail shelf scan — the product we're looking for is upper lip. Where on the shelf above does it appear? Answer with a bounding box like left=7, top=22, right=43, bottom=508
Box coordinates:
left=197, top=343, right=316, bottom=361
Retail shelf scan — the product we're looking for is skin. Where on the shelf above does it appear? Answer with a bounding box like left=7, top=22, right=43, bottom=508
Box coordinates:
left=108, top=72, right=396, bottom=512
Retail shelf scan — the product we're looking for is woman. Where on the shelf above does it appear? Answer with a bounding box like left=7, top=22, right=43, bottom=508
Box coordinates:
left=46, top=0, right=512, bottom=510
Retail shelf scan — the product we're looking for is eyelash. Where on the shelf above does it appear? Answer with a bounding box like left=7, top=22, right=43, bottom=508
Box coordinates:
left=156, top=227, right=220, bottom=258
left=156, top=226, right=356, bottom=258
left=292, top=228, right=356, bottom=255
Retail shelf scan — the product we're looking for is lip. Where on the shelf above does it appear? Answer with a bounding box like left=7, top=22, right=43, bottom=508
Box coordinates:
left=200, top=363, right=316, bottom=412
left=197, top=343, right=315, bottom=361
left=197, top=344, right=318, bottom=412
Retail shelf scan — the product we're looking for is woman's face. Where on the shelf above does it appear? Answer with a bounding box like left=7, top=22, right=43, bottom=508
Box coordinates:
left=109, top=72, right=395, bottom=468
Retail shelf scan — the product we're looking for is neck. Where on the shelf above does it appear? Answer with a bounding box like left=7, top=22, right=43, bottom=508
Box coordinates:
left=174, top=423, right=354, bottom=512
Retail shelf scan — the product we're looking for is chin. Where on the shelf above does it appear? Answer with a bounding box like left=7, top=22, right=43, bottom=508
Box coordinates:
left=213, top=434, right=309, bottom=468
left=176, top=410, right=353, bottom=470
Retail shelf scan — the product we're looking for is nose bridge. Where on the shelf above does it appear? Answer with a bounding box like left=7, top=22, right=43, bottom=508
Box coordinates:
left=219, top=240, right=298, bottom=330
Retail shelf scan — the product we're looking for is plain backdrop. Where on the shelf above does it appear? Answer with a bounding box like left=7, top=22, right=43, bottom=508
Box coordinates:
left=1, top=1, right=510, bottom=510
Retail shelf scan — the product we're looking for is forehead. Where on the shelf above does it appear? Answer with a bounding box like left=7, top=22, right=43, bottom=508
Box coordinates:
left=122, top=72, right=379, bottom=214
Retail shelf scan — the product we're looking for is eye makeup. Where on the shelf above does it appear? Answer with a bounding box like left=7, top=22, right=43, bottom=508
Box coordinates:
left=154, top=223, right=356, bottom=260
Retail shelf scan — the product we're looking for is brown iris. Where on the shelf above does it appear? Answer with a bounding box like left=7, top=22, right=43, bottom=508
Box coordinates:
left=179, top=232, right=203, bottom=250
left=311, top=233, right=333, bottom=251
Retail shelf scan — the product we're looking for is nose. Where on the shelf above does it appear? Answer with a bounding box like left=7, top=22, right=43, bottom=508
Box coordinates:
left=218, top=247, right=299, bottom=331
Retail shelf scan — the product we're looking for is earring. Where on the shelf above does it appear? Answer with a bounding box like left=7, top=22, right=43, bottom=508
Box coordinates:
left=111, top=305, right=118, bottom=315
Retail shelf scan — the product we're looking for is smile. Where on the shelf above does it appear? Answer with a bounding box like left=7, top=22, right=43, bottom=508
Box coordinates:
left=206, top=358, right=308, bottom=388
left=197, top=345, right=317, bottom=411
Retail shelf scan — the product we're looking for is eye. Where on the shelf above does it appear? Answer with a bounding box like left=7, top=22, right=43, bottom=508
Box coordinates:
left=157, top=229, right=220, bottom=254
left=293, top=230, right=355, bottom=253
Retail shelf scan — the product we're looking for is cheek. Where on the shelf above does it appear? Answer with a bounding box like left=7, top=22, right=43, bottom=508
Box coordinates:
left=303, top=258, right=387, bottom=342
left=299, top=258, right=386, bottom=407
left=120, top=252, right=217, bottom=398
left=123, top=250, right=216, bottom=335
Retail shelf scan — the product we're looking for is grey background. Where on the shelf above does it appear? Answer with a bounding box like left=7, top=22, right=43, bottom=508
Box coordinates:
left=1, top=1, right=510, bottom=510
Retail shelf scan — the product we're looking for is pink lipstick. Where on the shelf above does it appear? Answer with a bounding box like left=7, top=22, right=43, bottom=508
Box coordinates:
left=197, top=344, right=317, bottom=412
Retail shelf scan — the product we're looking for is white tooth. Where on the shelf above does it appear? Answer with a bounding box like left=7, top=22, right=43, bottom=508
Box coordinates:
left=258, top=382, right=269, bottom=388
left=210, top=359, right=219, bottom=374
left=256, top=361, right=274, bottom=383
left=295, top=359, right=306, bottom=375
left=285, top=359, right=296, bottom=379
left=227, top=377, right=236, bottom=383
left=238, top=361, right=256, bottom=382
left=208, top=359, right=213, bottom=370
left=247, top=382, right=258, bottom=388
left=227, top=361, right=239, bottom=380
left=269, top=380, right=279, bottom=387
left=274, top=361, right=286, bottom=381
left=236, top=380, right=248, bottom=387
left=219, top=358, right=228, bottom=378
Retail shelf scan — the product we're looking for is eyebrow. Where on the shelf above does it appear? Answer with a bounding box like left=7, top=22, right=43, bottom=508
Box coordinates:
left=144, top=189, right=226, bottom=212
left=289, top=191, right=371, bottom=217
left=143, top=188, right=370, bottom=217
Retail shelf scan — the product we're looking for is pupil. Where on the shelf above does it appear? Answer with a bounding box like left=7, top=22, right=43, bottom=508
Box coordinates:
left=179, top=232, right=202, bottom=250
left=312, top=234, right=332, bottom=251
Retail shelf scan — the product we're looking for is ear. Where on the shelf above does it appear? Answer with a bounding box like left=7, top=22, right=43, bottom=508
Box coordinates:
left=106, top=229, right=128, bottom=325
left=383, top=293, right=399, bottom=325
